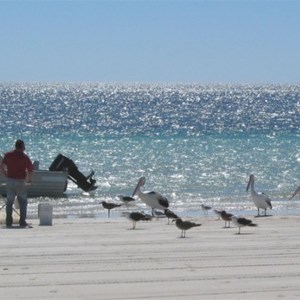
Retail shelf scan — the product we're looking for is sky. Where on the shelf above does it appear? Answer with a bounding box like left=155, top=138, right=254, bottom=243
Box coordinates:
left=1, top=0, right=300, bottom=84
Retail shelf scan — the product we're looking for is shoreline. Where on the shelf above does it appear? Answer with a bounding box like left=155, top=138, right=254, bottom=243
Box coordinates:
left=2, top=215, right=300, bottom=299
left=2, top=207, right=300, bottom=225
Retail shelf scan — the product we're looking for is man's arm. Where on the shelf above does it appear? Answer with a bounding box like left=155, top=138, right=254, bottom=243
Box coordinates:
left=26, top=157, right=34, bottom=184
left=27, top=171, right=33, bottom=185
left=0, top=157, right=7, bottom=177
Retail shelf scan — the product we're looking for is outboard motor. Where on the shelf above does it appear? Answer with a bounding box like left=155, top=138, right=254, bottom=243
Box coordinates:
left=49, top=154, right=97, bottom=192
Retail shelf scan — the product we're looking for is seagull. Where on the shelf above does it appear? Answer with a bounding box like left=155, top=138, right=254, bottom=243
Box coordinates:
left=164, top=209, right=179, bottom=224
left=175, top=218, right=201, bottom=238
left=201, top=204, right=212, bottom=215
left=289, top=186, right=300, bottom=200
left=246, top=174, right=272, bottom=216
left=220, top=210, right=233, bottom=228
left=117, top=195, right=135, bottom=203
left=132, top=176, right=169, bottom=215
left=122, top=211, right=151, bottom=229
left=231, top=215, right=258, bottom=234
left=101, top=201, right=122, bottom=218
left=213, top=209, right=222, bottom=220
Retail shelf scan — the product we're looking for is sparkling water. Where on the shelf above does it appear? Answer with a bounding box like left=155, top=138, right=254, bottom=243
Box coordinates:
left=1, top=83, right=300, bottom=218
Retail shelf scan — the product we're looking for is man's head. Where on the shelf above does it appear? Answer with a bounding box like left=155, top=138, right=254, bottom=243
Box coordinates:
left=15, top=139, right=25, bottom=151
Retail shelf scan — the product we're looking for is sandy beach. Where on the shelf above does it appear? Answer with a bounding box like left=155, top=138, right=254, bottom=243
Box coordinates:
left=1, top=213, right=300, bottom=299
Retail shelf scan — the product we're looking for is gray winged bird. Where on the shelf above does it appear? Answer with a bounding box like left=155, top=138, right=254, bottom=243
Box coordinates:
left=175, top=218, right=201, bottom=238
left=231, top=215, right=257, bottom=234
left=101, top=201, right=122, bottom=218
left=213, top=209, right=222, bottom=220
left=201, top=204, right=212, bottom=215
left=123, top=211, right=152, bottom=229
left=220, top=210, right=233, bottom=228
left=164, top=209, right=179, bottom=224
left=117, top=195, right=135, bottom=203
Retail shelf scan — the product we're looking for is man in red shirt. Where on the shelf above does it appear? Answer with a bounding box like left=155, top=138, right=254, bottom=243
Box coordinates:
left=0, top=140, right=33, bottom=227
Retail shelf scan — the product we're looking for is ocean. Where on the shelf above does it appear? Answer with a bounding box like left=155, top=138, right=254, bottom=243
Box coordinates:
left=1, top=82, right=300, bottom=219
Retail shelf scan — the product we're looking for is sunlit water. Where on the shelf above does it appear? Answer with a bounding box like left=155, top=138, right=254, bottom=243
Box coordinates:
left=1, top=83, right=300, bottom=219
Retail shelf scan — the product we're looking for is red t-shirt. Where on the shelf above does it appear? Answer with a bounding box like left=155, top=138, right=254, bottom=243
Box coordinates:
left=2, top=150, right=33, bottom=180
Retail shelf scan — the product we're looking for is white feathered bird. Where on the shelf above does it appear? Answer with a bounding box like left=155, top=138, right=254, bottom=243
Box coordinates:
left=132, top=176, right=169, bottom=215
left=246, top=174, right=272, bottom=216
left=231, top=215, right=257, bottom=234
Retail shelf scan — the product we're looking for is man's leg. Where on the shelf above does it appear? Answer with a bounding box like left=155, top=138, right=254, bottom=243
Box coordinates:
left=17, top=183, right=28, bottom=226
left=18, top=198, right=28, bottom=226
left=6, top=180, right=16, bottom=226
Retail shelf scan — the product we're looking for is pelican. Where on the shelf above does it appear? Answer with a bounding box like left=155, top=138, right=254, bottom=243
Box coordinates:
left=132, top=177, right=169, bottom=215
left=231, top=215, right=257, bottom=234
left=246, top=174, right=272, bottom=216
left=175, top=218, right=201, bottom=238
left=289, top=186, right=300, bottom=200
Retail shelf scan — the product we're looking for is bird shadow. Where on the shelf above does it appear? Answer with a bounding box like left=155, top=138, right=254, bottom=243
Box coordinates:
left=254, top=214, right=273, bottom=218
left=234, top=232, right=255, bottom=235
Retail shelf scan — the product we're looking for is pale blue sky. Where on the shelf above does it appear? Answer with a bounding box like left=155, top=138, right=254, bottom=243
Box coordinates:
left=1, top=0, right=299, bottom=84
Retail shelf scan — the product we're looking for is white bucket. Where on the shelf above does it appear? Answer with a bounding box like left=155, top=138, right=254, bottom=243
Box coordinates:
left=38, top=203, right=53, bottom=226
left=14, top=198, right=20, bottom=210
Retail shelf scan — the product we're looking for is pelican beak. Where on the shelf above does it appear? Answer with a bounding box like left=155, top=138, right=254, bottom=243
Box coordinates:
left=289, top=186, right=300, bottom=200
left=246, top=176, right=252, bottom=192
left=132, top=179, right=141, bottom=197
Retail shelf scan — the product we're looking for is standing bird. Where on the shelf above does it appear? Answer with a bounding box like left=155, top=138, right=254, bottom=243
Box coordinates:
left=289, top=186, right=300, bottom=200
left=220, top=210, right=233, bottom=228
left=164, top=209, right=179, bottom=224
left=123, top=211, right=151, bottom=229
left=201, top=204, right=212, bottom=215
left=118, top=195, right=135, bottom=204
left=213, top=209, right=222, bottom=220
left=246, top=174, right=272, bottom=216
left=101, top=201, right=122, bottom=218
left=132, top=177, right=169, bottom=215
left=231, top=215, right=258, bottom=234
left=175, top=218, right=201, bottom=238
